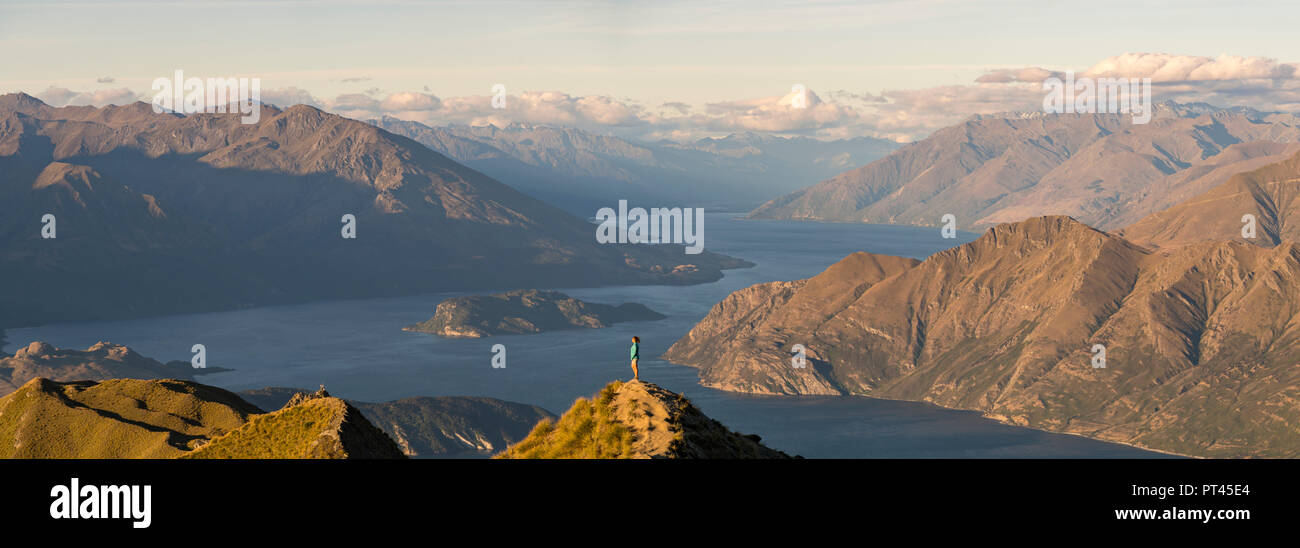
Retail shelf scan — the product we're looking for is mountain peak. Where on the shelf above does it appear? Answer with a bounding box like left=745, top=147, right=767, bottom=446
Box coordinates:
left=0, top=92, right=49, bottom=114
left=498, top=380, right=791, bottom=458
left=13, top=341, right=56, bottom=359
left=984, top=215, right=1098, bottom=240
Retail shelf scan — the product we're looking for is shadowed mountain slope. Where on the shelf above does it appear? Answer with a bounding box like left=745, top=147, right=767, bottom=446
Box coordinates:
left=1121, top=149, right=1300, bottom=249
left=0, top=93, right=747, bottom=329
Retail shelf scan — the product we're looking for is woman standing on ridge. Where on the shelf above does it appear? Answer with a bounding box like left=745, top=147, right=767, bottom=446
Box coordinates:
left=630, top=336, right=640, bottom=381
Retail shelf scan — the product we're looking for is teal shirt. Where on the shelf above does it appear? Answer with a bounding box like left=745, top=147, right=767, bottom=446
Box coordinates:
left=630, top=342, right=639, bottom=360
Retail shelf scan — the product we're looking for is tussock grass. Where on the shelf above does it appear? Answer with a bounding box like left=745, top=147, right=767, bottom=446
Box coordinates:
left=183, top=400, right=343, bottom=459
left=496, top=382, right=633, bottom=459
left=0, top=378, right=257, bottom=458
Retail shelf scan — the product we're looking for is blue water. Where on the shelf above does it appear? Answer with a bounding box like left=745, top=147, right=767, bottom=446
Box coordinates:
left=4, top=214, right=1163, bottom=457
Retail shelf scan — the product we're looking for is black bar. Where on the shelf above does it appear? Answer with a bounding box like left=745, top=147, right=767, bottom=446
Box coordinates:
left=4, top=459, right=1284, bottom=537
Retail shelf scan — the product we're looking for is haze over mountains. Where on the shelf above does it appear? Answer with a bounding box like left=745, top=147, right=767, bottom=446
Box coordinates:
left=373, top=116, right=898, bottom=214
left=749, top=102, right=1300, bottom=231
left=667, top=212, right=1300, bottom=457
left=0, top=93, right=748, bottom=329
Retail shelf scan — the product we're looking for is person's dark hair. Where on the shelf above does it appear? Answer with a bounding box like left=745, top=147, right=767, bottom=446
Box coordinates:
left=632, top=336, right=640, bottom=343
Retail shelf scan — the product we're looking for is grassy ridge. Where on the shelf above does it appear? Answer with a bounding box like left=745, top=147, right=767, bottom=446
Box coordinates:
left=0, top=378, right=259, bottom=458
left=498, top=381, right=790, bottom=459
left=184, top=400, right=346, bottom=459
left=0, top=378, right=405, bottom=459
left=497, top=382, right=633, bottom=459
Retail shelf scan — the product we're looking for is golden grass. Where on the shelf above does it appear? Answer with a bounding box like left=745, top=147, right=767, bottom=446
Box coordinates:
left=496, top=382, right=633, bottom=459
left=183, top=400, right=344, bottom=459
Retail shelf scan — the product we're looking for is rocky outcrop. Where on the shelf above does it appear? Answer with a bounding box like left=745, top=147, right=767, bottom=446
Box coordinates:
left=403, top=289, right=666, bottom=338
left=498, top=380, right=791, bottom=459
left=0, top=341, right=225, bottom=396
left=609, top=381, right=791, bottom=459
left=667, top=215, right=1300, bottom=458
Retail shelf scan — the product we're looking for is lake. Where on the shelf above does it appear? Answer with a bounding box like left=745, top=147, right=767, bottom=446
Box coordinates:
left=4, top=214, right=1164, bottom=457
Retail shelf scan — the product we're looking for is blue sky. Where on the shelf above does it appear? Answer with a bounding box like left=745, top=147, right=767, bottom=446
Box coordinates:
left=3, top=0, right=1299, bottom=141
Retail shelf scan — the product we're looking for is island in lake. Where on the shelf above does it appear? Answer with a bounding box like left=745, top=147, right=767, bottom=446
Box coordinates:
left=403, top=289, right=666, bottom=338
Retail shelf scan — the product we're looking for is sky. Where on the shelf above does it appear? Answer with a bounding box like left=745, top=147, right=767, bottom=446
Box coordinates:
left=3, top=0, right=1300, bottom=141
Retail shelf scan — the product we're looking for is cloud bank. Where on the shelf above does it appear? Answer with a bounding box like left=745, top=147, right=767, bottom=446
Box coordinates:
left=25, top=53, right=1300, bottom=143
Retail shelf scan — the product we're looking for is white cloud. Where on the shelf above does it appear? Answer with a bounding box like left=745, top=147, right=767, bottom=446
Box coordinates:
left=261, top=86, right=321, bottom=108
left=380, top=90, right=647, bottom=129
left=24, top=52, right=1300, bottom=143
left=1083, top=53, right=1298, bottom=82
left=36, top=86, right=140, bottom=107
left=975, top=67, right=1061, bottom=84
left=379, top=91, right=440, bottom=112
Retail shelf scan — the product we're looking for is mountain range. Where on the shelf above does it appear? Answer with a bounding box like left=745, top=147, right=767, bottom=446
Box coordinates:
left=668, top=184, right=1300, bottom=457
left=0, top=93, right=748, bottom=329
left=1120, top=149, right=1300, bottom=248
left=749, top=102, right=1300, bottom=231
left=9, top=89, right=1300, bottom=459
left=372, top=117, right=898, bottom=214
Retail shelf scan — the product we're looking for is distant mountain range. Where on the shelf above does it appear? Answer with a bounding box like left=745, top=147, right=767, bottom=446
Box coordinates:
left=0, top=93, right=748, bottom=329
left=668, top=151, right=1300, bottom=457
left=1120, top=149, right=1300, bottom=248
left=372, top=117, right=899, bottom=214
left=749, top=102, right=1300, bottom=230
